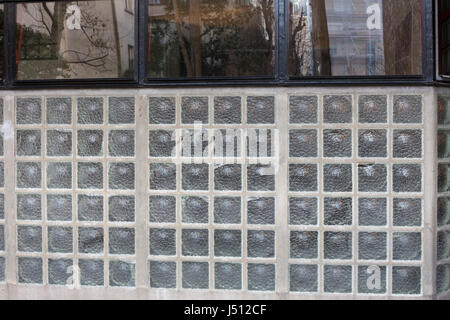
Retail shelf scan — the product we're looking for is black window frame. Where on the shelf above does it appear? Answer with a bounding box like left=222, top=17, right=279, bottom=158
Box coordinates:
left=0, top=0, right=437, bottom=89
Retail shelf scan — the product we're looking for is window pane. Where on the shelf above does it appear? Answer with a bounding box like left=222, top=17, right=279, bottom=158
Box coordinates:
left=289, top=0, right=423, bottom=77
left=148, top=0, right=275, bottom=78
left=16, top=1, right=135, bottom=80
left=440, top=0, right=450, bottom=76
left=0, top=4, right=4, bottom=80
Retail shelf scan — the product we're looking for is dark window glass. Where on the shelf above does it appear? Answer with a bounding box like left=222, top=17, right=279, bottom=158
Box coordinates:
left=439, top=0, right=450, bottom=76
left=15, top=1, right=135, bottom=80
left=289, top=0, right=423, bottom=77
left=148, top=0, right=275, bottom=78
left=0, top=4, right=4, bottom=80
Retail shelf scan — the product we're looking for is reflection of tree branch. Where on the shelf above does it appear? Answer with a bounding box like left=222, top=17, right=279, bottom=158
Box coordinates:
left=61, top=49, right=108, bottom=67
left=172, top=0, right=194, bottom=77
left=41, top=2, right=55, bottom=25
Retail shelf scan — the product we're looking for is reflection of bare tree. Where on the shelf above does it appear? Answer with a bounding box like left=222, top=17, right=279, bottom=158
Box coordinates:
left=289, top=2, right=307, bottom=75
left=310, top=0, right=330, bottom=76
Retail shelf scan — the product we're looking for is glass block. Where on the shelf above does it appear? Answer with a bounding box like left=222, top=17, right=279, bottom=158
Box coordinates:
left=182, top=196, right=209, bottom=224
left=323, top=130, right=352, bottom=158
left=0, top=226, right=3, bottom=251
left=393, top=232, right=422, bottom=261
left=358, top=130, right=387, bottom=158
left=324, top=198, right=352, bottom=226
left=324, top=232, right=352, bottom=260
left=109, top=163, right=135, bottom=190
left=149, top=130, right=176, bottom=157
left=149, top=163, right=176, bottom=190
left=247, top=96, right=275, bottom=124
left=47, top=130, right=72, bottom=157
left=323, top=95, right=352, bottom=123
left=358, top=232, right=387, bottom=260
left=48, top=259, right=73, bottom=285
left=109, top=228, right=135, bottom=255
left=215, top=263, right=242, bottom=290
left=394, top=130, right=422, bottom=158
left=181, top=97, right=209, bottom=124
left=214, top=164, right=242, bottom=191
left=182, top=262, right=209, bottom=289
left=393, top=96, right=422, bottom=124
left=0, top=257, right=3, bottom=282
left=323, top=164, right=352, bottom=193
left=436, top=264, right=450, bottom=293
left=0, top=194, right=4, bottom=220
left=393, top=164, right=422, bottom=193
left=108, top=130, right=135, bottom=157
left=77, top=130, right=103, bottom=157
left=214, top=230, right=242, bottom=257
left=247, top=197, right=275, bottom=225
left=248, top=264, right=275, bottom=291
left=247, top=230, right=275, bottom=258
left=47, top=226, right=73, bottom=253
left=17, top=130, right=41, bottom=156
left=290, top=264, right=318, bottom=293
left=77, top=162, right=103, bottom=189
left=439, top=96, right=450, bottom=125
left=149, top=97, right=176, bottom=124
left=47, top=194, right=72, bottom=221
left=440, top=130, right=450, bottom=160
left=324, top=265, right=352, bottom=293
left=437, top=231, right=450, bottom=261
left=290, top=231, right=318, bottom=259
left=17, top=225, right=42, bottom=252
left=438, top=197, right=450, bottom=227
left=149, top=196, right=176, bottom=223
left=392, top=266, right=421, bottom=295
left=108, top=97, right=135, bottom=124
left=77, top=97, right=104, bottom=124
left=150, top=261, right=177, bottom=289
left=17, top=194, right=41, bottom=220
left=109, top=260, right=135, bottom=287
left=0, top=136, right=3, bottom=157
left=78, top=194, right=104, bottom=222
left=289, top=197, right=318, bottom=226
left=439, top=164, right=450, bottom=193
left=214, top=197, right=241, bottom=224
left=79, top=259, right=104, bottom=286
left=78, top=227, right=104, bottom=254
left=358, top=95, right=387, bottom=124
left=393, top=198, right=422, bottom=227
left=182, top=229, right=209, bottom=257
left=0, top=162, right=3, bottom=188
left=18, top=257, right=43, bottom=284
left=289, top=96, right=318, bottom=124
left=358, top=198, right=387, bottom=226
left=47, top=162, right=72, bottom=189
left=16, top=98, right=42, bottom=125
left=358, top=265, right=387, bottom=294
left=247, top=128, right=274, bottom=157
left=214, top=96, right=242, bottom=124
left=182, top=129, right=209, bottom=158
left=289, top=130, right=317, bottom=158
left=149, top=228, right=176, bottom=256
left=109, top=196, right=135, bottom=222
left=214, top=129, right=242, bottom=158
left=182, top=164, right=209, bottom=191
left=289, top=164, right=317, bottom=192
left=358, top=164, right=387, bottom=192
left=46, top=97, right=72, bottom=125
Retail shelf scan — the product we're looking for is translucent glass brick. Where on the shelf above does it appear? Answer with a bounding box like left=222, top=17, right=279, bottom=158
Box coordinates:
left=214, top=96, right=242, bottom=124
left=247, top=197, right=275, bottom=225
left=393, top=198, right=422, bottom=227
left=182, top=164, right=209, bottom=191
left=149, top=130, right=176, bottom=157
left=149, top=97, right=176, bottom=125
left=214, top=230, right=242, bottom=257
left=17, top=225, right=42, bottom=252
left=247, top=230, right=275, bottom=258
left=182, top=229, right=209, bottom=257
left=437, top=231, right=450, bottom=261
left=439, top=164, right=450, bottom=193
left=324, top=265, right=352, bottom=293
left=47, top=226, right=73, bottom=253
left=214, top=164, right=241, bottom=191
left=77, top=97, right=103, bottom=124
left=18, top=257, right=42, bottom=284
left=438, top=197, right=450, bottom=227
left=46, top=97, right=72, bottom=125
left=289, top=197, right=318, bottom=226
left=182, top=261, right=209, bottom=289
left=48, top=259, right=73, bottom=285
left=149, top=163, right=176, bottom=190
left=358, top=265, right=386, bottom=294
left=324, top=197, right=352, bottom=226
left=358, top=130, right=387, bottom=158
left=109, top=228, right=135, bottom=255
left=0, top=225, right=3, bottom=251
left=438, top=96, right=450, bottom=125
left=77, top=162, right=103, bottom=189
left=392, top=266, right=421, bottom=295
left=78, top=194, right=104, bottom=222
left=108, top=130, right=135, bottom=157
left=78, top=227, right=104, bottom=254
left=394, top=130, right=422, bottom=158
left=358, top=198, right=387, bottom=226
left=181, top=97, right=209, bottom=124
left=358, top=164, right=387, bottom=192
left=289, top=130, right=317, bottom=158
left=47, top=130, right=72, bottom=157
left=150, top=261, right=176, bottom=288
left=109, top=196, right=135, bottom=222
left=109, top=260, right=135, bottom=287
left=324, top=232, right=352, bottom=260
left=248, top=264, right=275, bottom=291
left=77, top=130, right=103, bottom=157
left=323, top=130, right=352, bottom=158
left=289, top=96, right=318, bottom=124
left=289, top=164, right=317, bottom=192
left=182, top=129, right=209, bottom=157
left=0, top=136, right=3, bottom=157
left=358, top=232, right=387, bottom=260
left=47, top=194, right=72, bottom=221
left=182, top=196, right=209, bottom=224
left=47, top=162, right=72, bottom=189
left=393, top=96, right=422, bottom=124
left=108, top=97, right=135, bottom=124
left=247, top=96, right=275, bottom=124
left=358, top=95, right=387, bottom=124
left=393, top=232, right=422, bottom=261
left=323, top=164, right=352, bottom=193
left=0, top=163, right=3, bottom=188
left=289, top=264, right=318, bottom=292
left=437, top=264, right=450, bottom=293
left=16, top=98, right=42, bottom=125
left=149, top=196, right=176, bottom=223
left=109, top=163, right=135, bottom=190
left=149, top=228, right=176, bottom=256
left=215, top=263, right=242, bottom=290
left=214, top=197, right=241, bottom=224
left=323, top=95, right=352, bottom=123
left=79, top=259, right=104, bottom=286
left=17, top=130, right=41, bottom=156
left=0, top=257, right=4, bottom=282
left=214, top=129, right=242, bottom=158
left=290, top=231, right=318, bottom=259
left=17, top=194, right=41, bottom=220
left=439, top=130, right=450, bottom=159
left=393, top=164, right=422, bottom=193
left=247, top=129, right=273, bottom=157
left=0, top=194, right=4, bottom=220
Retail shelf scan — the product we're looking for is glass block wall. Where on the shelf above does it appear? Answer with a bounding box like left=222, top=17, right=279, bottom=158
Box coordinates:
left=0, top=88, right=439, bottom=299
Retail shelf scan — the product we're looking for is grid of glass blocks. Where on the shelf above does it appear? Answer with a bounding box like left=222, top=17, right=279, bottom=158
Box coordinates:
left=0, top=98, right=5, bottom=283
left=15, top=96, right=136, bottom=287
left=288, top=95, right=424, bottom=295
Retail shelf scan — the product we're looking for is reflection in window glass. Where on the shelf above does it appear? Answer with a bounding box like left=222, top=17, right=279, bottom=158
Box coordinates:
left=289, top=0, right=423, bottom=77
left=16, top=1, right=135, bottom=80
left=148, top=0, right=275, bottom=78
left=439, top=0, right=450, bottom=76
left=0, top=4, right=4, bottom=80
